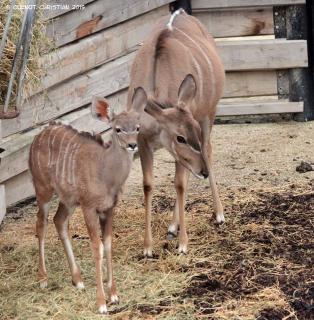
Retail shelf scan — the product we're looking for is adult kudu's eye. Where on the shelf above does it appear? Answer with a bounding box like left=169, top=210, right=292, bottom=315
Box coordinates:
left=177, top=135, right=187, bottom=144
left=136, top=126, right=140, bottom=132
left=116, top=128, right=121, bottom=133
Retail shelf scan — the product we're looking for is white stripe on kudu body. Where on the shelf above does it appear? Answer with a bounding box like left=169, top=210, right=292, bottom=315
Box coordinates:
left=188, top=51, right=204, bottom=99
left=50, top=127, right=65, bottom=167
left=61, top=132, right=78, bottom=185
left=174, top=26, right=216, bottom=106
left=47, top=126, right=61, bottom=167
left=70, top=144, right=80, bottom=187
left=56, top=132, right=68, bottom=181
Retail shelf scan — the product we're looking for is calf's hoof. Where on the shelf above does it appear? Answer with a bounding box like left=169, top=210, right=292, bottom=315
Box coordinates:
left=143, top=247, right=153, bottom=259
left=39, top=279, right=48, bottom=289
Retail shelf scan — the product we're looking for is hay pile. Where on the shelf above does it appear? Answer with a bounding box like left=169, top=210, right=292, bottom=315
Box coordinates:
left=0, top=0, right=49, bottom=112
left=0, top=183, right=313, bottom=319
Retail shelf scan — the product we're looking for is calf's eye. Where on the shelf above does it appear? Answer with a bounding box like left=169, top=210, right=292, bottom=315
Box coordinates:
left=116, top=128, right=121, bottom=133
left=177, top=135, right=187, bottom=144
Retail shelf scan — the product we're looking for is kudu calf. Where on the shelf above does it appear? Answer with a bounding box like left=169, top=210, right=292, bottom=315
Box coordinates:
left=127, top=9, right=225, bottom=256
left=29, top=91, right=146, bottom=314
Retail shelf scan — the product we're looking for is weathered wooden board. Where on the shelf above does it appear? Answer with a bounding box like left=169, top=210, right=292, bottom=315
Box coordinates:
left=43, top=0, right=95, bottom=21
left=194, top=8, right=274, bottom=38
left=46, top=0, right=173, bottom=47
left=2, top=39, right=307, bottom=138
left=0, top=185, right=5, bottom=224
left=218, top=39, right=307, bottom=71
left=224, top=71, right=277, bottom=97
left=4, top=171, right=34, bottom=206
left=0, top=90, right=128, bottom=183
left=217, top=100, right=303, bottom=115
left=192, top=0, right=305, bottom=10
left=2, top=52, right=135, bottom=138
left=29, top=5, right=169, bottom=96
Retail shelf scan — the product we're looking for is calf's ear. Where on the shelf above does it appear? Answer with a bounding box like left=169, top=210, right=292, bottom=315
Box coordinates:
left=132, top=87, right=148, bottom=114
left=91, top=97, right=113, bottom=123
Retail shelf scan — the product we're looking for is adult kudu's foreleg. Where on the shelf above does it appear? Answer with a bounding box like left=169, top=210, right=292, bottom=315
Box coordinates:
left=200, top=118, right=225, bottom=223
left=174, top=162, right=190, bottom=254
left=139, top=137, right=154, bottom=258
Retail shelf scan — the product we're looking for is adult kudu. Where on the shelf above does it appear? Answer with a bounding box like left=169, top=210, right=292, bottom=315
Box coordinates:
left=127, top=9, right=225, bottom=256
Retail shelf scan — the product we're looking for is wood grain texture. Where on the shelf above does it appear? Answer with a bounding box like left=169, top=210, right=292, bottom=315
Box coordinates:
left=224, top=71, right=277, bottom=97
left=217, top=100, right=303, bottom=115
left=2, top=39, right=308, bottom=138
left=29, top=5, right=169, bottom=96
left=192, top=0, right=305, bottom=10
left=46, top=0, right=173, bottom=47
left=2, top=52, right=135, bottom=138
left=217, top=39, right=307, bottom=71
left=0, top=185, right=5, bottom=223
left=4, top=171, right=34, bottom=206
left=0, top=90, right=128, bottom=183
left=194, top=8, right=274, bottom=38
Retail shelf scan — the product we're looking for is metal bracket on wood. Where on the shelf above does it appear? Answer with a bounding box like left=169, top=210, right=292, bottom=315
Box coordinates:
left=170, top=0, right=192, bottom=15
left=273, top=6, right=287, bottom=38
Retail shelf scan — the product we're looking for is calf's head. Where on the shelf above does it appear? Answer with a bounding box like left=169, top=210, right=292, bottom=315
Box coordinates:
left=91, top=89, right=146, bottom=153
left=143, top=74, right=209, bottom=179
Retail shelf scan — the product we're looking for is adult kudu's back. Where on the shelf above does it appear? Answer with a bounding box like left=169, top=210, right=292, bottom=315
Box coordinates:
left=127, top=9, right=225, bottom=256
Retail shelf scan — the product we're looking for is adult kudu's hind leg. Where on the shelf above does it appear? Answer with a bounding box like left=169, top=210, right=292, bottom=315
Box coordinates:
left=200, top=119, right=225, bottom=223
left=53, top=202, right=84, bottom=288
left=139, top=136, right=154, bottom=258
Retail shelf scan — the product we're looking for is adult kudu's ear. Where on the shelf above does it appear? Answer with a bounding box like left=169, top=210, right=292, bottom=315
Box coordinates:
left=132, top=87, right=148, bottom=114
left=178, top=74, right=197, bottom=105
left=91, top=96, right=112, bottom=123
left=144, top=99, right=165, bottom=121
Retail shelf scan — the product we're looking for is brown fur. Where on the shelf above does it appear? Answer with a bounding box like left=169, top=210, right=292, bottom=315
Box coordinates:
left=29, top=97, right=142, bottom=313
left=127, top=10, right=226, bottom=256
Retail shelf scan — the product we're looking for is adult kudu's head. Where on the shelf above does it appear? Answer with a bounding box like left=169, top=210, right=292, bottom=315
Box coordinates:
left=141, top=74, right=209, bottom=179
left=91, top=88, right=147, bottom=153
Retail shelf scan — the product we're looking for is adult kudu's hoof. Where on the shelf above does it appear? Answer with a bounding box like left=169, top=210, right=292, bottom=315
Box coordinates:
left=143, top=247, right=153, bottom=259
left=166, top=230, right=177, bottom=240
left=177, top=243, right=188, bottom=255
left=110, top=294, right=119, bottom=304
left=215, top=212, right=225, bottom=224
left=98, top=304, right=108, bottom=314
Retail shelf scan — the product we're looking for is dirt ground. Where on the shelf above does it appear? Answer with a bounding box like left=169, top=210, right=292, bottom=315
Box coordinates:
left=0, top=121, right=314, bottom=319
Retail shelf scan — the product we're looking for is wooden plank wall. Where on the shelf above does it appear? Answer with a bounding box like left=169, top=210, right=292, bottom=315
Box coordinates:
left=0, top=0, right=308, bottom=210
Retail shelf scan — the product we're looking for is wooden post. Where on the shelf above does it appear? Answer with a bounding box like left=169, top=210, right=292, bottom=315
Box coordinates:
left=170, top=0, right=192, bottom=14
left=0, top=185, right=6, bottom=224
left=286, top=4, right=314, bottom=121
